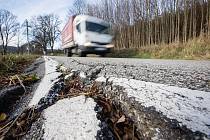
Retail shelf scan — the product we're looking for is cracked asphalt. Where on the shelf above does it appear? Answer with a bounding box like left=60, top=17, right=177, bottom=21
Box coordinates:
left=51, top=56, right=210, bottom=92
left=22, top=56, right=210, bottom=139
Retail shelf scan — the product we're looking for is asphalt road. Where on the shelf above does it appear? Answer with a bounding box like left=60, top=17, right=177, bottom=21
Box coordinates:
left=51, top=56, right=210, bottom=92
left=24, top=56, right=210, bottom=139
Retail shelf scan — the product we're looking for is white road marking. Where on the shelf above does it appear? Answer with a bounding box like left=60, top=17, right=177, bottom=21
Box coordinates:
left=29, top=56, right=61, bottom=107
left=96, top=76, right=210, bottom=135
left=43, top=96, right=100, bottom=140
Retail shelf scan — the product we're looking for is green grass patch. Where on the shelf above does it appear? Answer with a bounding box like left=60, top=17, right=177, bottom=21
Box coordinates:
left=0, top=54, right=39, bottom=76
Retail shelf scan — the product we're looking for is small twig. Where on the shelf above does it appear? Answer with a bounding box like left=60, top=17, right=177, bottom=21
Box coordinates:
left=15, top=75, right=26, bottom=93
left=27, top=108, right=33, bottom=121
left=132, top=124, right=135, bottom=140
left=13, top=132, right=27, bottom=137
left=113, top=123, right=122, bottom=140
left=29, top=107, right=36, bottom=122
left=0, top=121, right=13, bottom=133
left=9, top=77, right=16, bottom=86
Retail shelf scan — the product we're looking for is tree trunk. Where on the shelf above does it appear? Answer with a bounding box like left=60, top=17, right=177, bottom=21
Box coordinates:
left=3, top=45, right=7, bottom=55
left=183, top=0, right=188, bottom=42
left=200, top=0, right=204, bottom=36
left=51, top=46, right=54, bottom=54
left=43, top=46, right=47, bottom=55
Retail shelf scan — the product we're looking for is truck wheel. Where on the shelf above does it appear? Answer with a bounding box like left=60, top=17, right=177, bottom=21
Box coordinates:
left=79, top=51, right=86, bottom=57
left=66, top=49, right=72, bottom=57
left=100, top=53, right=106, bottom=57
left=78, top=48, right=86, bottom=57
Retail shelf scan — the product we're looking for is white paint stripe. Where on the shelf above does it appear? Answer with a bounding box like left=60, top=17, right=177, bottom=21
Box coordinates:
left=29, top=56, right=61, bottom=107
left=43, top=96, right=100, bottom=140
left=96, top=76, right=210, bottom=135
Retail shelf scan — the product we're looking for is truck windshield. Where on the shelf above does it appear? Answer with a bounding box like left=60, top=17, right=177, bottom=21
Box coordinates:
left=86, top=21, right=109, bottom=34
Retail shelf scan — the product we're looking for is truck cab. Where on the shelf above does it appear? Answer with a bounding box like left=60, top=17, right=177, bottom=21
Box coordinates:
left=62, top=15, right=114, bottom=57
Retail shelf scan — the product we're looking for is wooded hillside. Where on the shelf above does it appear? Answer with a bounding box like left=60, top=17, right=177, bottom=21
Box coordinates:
left=83, top=0, right=210, bottom=49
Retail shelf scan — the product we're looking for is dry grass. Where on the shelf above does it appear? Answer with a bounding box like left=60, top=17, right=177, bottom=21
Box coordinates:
left=0, top=54, right=39, bottom=89
left=0, top=54, right=39, bottom=76
left=108, top=37, right=210, bottom=60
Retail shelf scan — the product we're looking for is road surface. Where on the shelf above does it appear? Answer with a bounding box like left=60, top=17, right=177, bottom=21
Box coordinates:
left=51, top=56, right=210, bottom=92
left=18, top=56, right=209, bottom=139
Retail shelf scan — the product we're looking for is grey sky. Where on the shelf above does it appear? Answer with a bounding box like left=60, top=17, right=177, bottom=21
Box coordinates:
left=0, top=0, right=76, bottom=48
left=0, top=0, right=73, bottom=24
left=0, top=0, right=94, bottom=48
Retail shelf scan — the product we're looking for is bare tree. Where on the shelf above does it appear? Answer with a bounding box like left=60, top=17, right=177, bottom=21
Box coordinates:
left=16, top=24, right=21, bottom=54
left=30, top=16, right=49, bottom=55
left=30, top=14, right=61, bottom=55
left=69, top=0, right=210, bottom=49
left=0, top=9, right=19, bottom=54
left=46, top=14, right=61, bottom=53
left=68, top=0, right=86, bottom=16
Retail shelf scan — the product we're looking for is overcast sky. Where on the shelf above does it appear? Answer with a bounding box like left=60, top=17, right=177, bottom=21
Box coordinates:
left=0, top=0, right=72, bottom=23
left=0, top=0, right=76, bottom=48
left=0, top=0, right=95, bottom=48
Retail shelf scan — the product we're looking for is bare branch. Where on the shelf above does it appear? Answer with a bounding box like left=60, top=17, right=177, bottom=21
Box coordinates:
left=0, top=9, right=19, bottom=54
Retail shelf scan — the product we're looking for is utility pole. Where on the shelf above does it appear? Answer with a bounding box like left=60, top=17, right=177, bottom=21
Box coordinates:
left=17, top=29, right=20, bottom=54
left=25, top=19, right=30, bottom=54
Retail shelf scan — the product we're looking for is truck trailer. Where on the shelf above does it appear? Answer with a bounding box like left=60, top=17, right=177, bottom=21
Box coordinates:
left=61, top=15, right=114, bottom=57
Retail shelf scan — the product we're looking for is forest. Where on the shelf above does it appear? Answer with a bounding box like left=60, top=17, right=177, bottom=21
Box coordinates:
left=70, top=0, right=210, bottom=59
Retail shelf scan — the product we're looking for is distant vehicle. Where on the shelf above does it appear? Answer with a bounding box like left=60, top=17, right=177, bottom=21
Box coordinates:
left=61, top=15, right=114, bottom=57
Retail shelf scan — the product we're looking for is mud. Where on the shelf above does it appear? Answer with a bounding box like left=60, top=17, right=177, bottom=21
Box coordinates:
left=0, top=86, right=25, bottom=113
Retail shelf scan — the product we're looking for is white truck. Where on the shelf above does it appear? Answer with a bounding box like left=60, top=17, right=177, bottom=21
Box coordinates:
left=61, top=15, right=114, bottom=57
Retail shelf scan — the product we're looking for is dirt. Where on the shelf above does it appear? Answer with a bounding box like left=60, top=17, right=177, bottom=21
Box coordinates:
left=0, top=86, right=25, bottom=113
left=0, top=57, right=45, bottom=137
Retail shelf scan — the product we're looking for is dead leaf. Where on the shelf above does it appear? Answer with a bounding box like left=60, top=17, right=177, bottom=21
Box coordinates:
left=116, top=115, right=125, bottom=124
left=0, top=113, right=7, bottom=122
left=16, top=120, right=25, bottom=127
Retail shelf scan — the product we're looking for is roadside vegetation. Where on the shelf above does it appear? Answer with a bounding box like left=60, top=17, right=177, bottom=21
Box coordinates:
left=69, top=0, right=210, bottom=60
left=108, top=37, right=210, bottom=60
left=1, top=0, right=210, bottom=59
left=0, top=54, right=39, bottom=89
left=0, top=54, right=38, bottom=76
